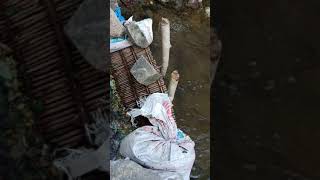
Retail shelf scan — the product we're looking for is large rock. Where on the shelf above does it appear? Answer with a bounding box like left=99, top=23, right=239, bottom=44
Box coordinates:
left=111, top=159, right=183, bottom=180
left=130, top=55, right=161, bottom=86
left=125, top=19, right=153, bottom=48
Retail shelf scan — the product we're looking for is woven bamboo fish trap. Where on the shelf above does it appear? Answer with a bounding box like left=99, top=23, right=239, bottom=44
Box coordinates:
left=111, top=46, right=167, bottom=109
left=0, top=0, right=108, bottom=148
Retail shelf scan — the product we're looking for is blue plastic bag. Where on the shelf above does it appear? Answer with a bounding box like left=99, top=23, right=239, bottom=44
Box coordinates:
left=114, top=6, right=125, bottom=24
left=110, top=36, right=128, bottom=44
left=177, top=129, right=186, bottom=140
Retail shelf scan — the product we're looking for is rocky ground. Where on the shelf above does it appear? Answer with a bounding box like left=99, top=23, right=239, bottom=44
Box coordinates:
left=110, top=78, right=134, bottom=160
left=0, top=51, right=62, bottom=180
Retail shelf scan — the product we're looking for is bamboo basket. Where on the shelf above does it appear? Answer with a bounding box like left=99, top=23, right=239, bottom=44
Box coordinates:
left=111, top=46, right=167, bottom=109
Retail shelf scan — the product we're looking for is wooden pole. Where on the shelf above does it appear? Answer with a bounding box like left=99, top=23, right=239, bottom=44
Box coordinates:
left=168, top=70, right=179, bottom=101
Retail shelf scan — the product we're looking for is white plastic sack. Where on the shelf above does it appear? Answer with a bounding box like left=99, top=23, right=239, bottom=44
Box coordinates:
left=136, top=18, right=153, bottom=45
left=125, top=17, right=153, bottom=48
left=111, top=158, right=183, bottom=180
left=120, top=93, right=195, bottom=180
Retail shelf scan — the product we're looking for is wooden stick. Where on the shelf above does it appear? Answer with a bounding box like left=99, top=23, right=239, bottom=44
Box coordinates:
left=160, top=17, right=171, bottom=77
left=168, top=70, right=179, bottom=101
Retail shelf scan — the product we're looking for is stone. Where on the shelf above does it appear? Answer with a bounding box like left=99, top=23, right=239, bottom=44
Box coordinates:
left=130, top=55, right=161, bottom=86
left=145, top=9, right=153, bottom=18
left=205, top=7, right=210, bottom=18
left=186, top=0, right=202, bottom=9
left=175, top=0, right=184, bottom=9
left=125, top=19, right=153, bottom=48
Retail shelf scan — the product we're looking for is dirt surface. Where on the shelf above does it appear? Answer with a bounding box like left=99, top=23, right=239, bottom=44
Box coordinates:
left=214, top=0, right=320, bottom=179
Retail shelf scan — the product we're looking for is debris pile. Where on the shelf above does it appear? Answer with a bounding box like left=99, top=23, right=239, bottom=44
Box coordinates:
left=110, top=3, right=154, bottom=51
left=109, top=2, right=196, bottom=180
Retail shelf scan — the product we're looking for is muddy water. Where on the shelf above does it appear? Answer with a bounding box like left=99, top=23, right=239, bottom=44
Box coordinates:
left=150, top=8, right=210, bottom=179
left=214, top=0, right=320, bottom=179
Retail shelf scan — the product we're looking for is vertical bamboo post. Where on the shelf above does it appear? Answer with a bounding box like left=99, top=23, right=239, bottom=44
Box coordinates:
left=160, top=17, right=171, bottom=77
left=168, top=70, right=179, bottom=101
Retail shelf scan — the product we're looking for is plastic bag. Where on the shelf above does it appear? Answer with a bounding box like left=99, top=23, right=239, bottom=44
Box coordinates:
left=125, top=18, right=153, bottom=48
left=130, top=55, right=161, bottom=86
left=53, top=141, right=108, bottom=180
left=111, top=158, right=183, bottom=180
left=114, top=6, right=125, bottom=24
left=110, top=36, right=133, bottom=53
left=120, top=93, right=195, bottom=180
